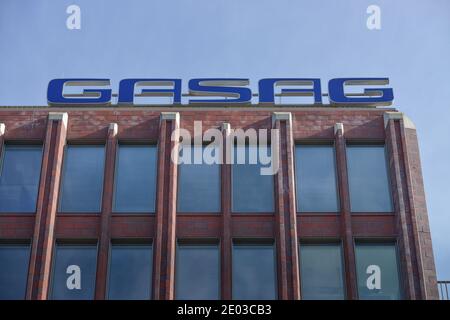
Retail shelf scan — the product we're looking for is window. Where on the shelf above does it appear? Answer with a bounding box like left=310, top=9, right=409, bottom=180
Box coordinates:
left=295, top=145, right=339, bottom=212
left=232, top=240, right=277, bottom=300
left=0, top=145, right=42, bottom=212
left=177, top=146, right=221, bottom=213
left=108, top=243, right=153, bottom=300
left=232, top=145, right=274, bottom=213
left=355, top=242, right=402, bottom=300
left=51, top=244, right=97, bottom=300
left=113, top=145, right=157, bottom=213
left=0, top=244, right=30, bottom=299
left=346, top=145, right=393, bottom=212
left=299, top=243, right=345, bottom=300
left=176, top=240, right=220, bottom=300
left=59, top=145, right=105, bottom=212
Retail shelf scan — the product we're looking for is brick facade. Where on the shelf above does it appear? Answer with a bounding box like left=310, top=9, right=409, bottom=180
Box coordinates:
left=0, top=106, right=439, bottom=299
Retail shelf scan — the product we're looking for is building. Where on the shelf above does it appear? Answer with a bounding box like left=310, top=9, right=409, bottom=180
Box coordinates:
left=0, top=105, right=439, bottom=300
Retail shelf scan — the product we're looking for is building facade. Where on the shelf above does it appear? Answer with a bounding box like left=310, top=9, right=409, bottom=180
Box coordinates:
left=0, top=106, right=439, bottom=300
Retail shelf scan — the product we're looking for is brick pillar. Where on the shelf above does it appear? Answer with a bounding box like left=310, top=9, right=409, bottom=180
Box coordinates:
left=384, top=112, right=439, bottom=300
left=153, top=112, right=179, bottom=300
left=95, top=123, right=118, bottom=300
left=221, top=122, right=232, bottom=300
left=272, top=112, right=300, bottom=300
left=384, top=112, right=418, bottom=299
left=0, top=123, right=5, bottom=158
left=26, top=112, right=68, bottom=300
left=334, top=123, right=358, bottom=300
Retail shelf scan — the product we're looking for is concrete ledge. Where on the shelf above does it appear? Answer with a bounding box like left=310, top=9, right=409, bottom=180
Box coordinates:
left=334, top=123, right=344, bottom=135
left=384, top=111, right=416, bottom=129
left=272, top=112, right=292, bottom=127
left=48, top=112, right=68, bottom=128
left=109, top=123, right=118, bottom=136
left=221, top=122, right=231, bottom=135
left=160, top=112, right=180, bottom=124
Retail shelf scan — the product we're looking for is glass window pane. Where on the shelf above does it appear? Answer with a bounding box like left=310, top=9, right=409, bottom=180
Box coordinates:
left=0, top=146, right=42, bottom=212
left=300, top=243, right=345, bottom=300
left=59, top=146, right=105, bottom=212
left=113, top=145, right=157, bottom=212
left=347, top=145, right=393, bottom=212
left=0, top=245, right=30, bottom=299
left=232, top=145, right=274, bottom=213
left=108, top=244, right=152, bottom=300
left=295, top=145, right=339, bottom=212
left=355, top=243, right=402, bottom=300
left=177, top=146, right=221, bottom=212
left=51, top=245, right=97, bottom=300
left=232, top=242, right=277, bottom=300
left=176, top=242, right=220, bottom=300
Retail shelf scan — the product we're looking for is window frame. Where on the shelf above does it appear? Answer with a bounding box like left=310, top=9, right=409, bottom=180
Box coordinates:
left=112, top=143, right=158, bottom=214
left=175, top=238, right=221, bottom=300
left=293, top=141, right=340, bottom=214
left=49, top=239, right=98, bottom=300
left=353, top=238, right=404, bottom=300
left=345, top=142, right=394, bottom=214
left=0, top=142, right=44, bottom=214
left=57, top=143, right=106, bottom=214
left=106, top=238, right=153, bottom=300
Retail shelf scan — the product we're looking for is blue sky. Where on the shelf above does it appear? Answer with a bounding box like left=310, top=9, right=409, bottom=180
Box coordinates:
left=0, top=0, right=449, bottom=279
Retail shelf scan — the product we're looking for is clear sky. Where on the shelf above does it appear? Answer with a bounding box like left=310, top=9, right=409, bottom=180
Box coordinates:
left=0, top=0, right=449, bottom=279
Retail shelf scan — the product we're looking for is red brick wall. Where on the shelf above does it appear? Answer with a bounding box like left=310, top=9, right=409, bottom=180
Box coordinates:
left=0, top=106, right=439, bottom=299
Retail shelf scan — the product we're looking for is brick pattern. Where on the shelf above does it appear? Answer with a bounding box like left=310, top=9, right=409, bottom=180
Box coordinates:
left=0, top=107, right=438, bottom=299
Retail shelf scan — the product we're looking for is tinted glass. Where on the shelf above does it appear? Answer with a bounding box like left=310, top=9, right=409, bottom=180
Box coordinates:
left=232, top=145, right=274, bottom=212
left=347, top=145, right=393, bottom=212
left=232, top=243, right=277, bottom=300
left=355, top=243, right=402, bottom=300
left=59, top=146, right=105, bottom=212
left=113, top=145, right=157, bottom=212
left=300, top=244, right=345, bottom=299
left=0, top=146, right=42, bottom=212
left=177, top=146, right=221, bottom=212
left=51, top=245, right=97, bottom=300
left=295, top=145, right=339, bottom=212
left=176, top=243, right=220, bottom=299
left=108, top=245, right=152, bottom=300
left=0, top=245, right=30, bottom=299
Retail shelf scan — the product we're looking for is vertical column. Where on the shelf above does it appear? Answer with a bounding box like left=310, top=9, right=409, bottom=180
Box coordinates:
left=221, top=123, right=232, bottom=299
left=384, top=112, right=417, bottom=299
left=334, top=123, right=358, bottom=300
left=95, top=123, right=118, bottom=300
left=153, top=112, right=179, bottom=300
left=272, top=112, right=300, bottom=300
left=0, top=123, right=5, bottom=158
left=384, top=111, right=439, bottom=299
left=26, top=112, right=68, bottom=300
left=397, top=115, right=439, bottom=300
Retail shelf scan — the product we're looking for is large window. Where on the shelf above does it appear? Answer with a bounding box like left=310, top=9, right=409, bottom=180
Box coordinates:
left=51, top=244, right=97, bottom=300
left=177, top=146, right=221, bottom=213
left=355, top=242, right=402, bottom=300
left=299, top=243, right=345, bottom=300
left=232, top=145, right=274, bottom=213
left=108, top=243, right=153, bottom=300
left=232, top=240, right=277, bottom=300
left=113, top=145, right=157, bottom=213
left=295, top=145, right=339, bottom=212
left=175, top=240, right=220, bottom=299
left=0, top=243, right=30, bottom=299
left=59, top=145, right=105, bottom=212
left=0, top=145, right=42, bottom=212
left=346, top=145, right=393, bottom=212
